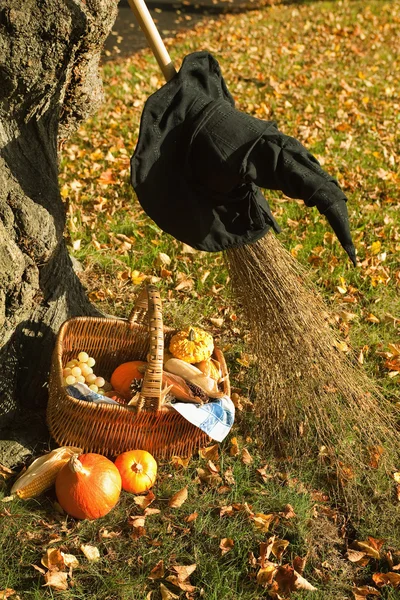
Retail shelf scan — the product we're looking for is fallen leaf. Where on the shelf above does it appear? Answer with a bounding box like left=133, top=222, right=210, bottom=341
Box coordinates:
left=129, top=515, right=147, bottom=539
left=134, top=490, right=155, bottom=509
left=185, top=511, right=198, bottom=523
left=61, top=553, right=79, bottom=569
left=170, top=455, right=191, bottom=470
left=42, top=570, right=69, bottom=591
left=257, top=564, right=277, bottom=586
left=275, top=564, right=317, bottom=593
left=241, top=448, right=253, bottom=465
left=41, top=548, right=65, bottom=571
left=271, top=539, right=290, bottom=561
left=280, top=504, right=296, bottom=519
left=80, top=544, right=100, bottom=562
left=0, top=464, right=15, bottom=480
left=199, top=444, right=219, bottom=462
left=219, top=538, right=234, bottom=555
left=224, top=467, right=235, bottom=486
left=168, top=486, right=188, bottom=508
left=351, top=585, right=380, bottom=599
left=160, top=582, right=179, bottom=600
left=144, top=507, right=161, bottom=516
left=252, top=513, right=276, bottom=533
left=292, top=556, right=306, bottom=574
left=373, top=572, right=400, bottom=588
left=0, top=590, right=18, bottom=599
left=230, top=437, right=240, bottom=456
left=148, top=559, right=165, bottom=580
left=346, top=549, right=369, bottom=566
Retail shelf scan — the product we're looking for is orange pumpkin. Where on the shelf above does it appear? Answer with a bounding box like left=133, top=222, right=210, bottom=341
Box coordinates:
left=114, top=450, right=157, bottom=494
left=110, top=361, right=146, bottom=400
left=55, top=453, right=122, bottom=520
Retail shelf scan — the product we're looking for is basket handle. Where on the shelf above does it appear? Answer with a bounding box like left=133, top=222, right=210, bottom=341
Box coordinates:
left=128, top=285, right=164, bottom=411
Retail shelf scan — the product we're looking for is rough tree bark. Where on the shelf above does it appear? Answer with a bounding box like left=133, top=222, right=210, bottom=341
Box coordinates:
left=0, top=0, right=118, bottom=465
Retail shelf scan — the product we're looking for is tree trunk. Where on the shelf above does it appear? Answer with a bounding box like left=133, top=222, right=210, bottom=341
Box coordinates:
left=0, top=0, right=118, bottom=465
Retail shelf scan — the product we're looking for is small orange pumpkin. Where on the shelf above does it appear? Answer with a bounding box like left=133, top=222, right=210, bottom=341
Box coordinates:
left=110, top=360, right=146, bottom=400
left=55, top=453, right=122, bottom=520
left=114, top=450, right=157, bottom=494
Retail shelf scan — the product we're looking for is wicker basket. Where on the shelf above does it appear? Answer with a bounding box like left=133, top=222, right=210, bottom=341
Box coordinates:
left=47, top=285, right=230, bottom=458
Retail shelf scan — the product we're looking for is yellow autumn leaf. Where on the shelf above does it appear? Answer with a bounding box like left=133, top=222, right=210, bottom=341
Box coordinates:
left=370, top=241, right=382, bottom=255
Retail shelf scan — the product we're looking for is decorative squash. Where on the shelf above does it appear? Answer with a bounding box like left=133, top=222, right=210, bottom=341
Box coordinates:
left=169, top=327, right=214, bottom=364
left=55, top=453, right=122, bottom=520
left=195, top=358, right=222, bottom=382
left=114, top=450, right=157, bottom=494
left=110, top=360, right=147, bottom=400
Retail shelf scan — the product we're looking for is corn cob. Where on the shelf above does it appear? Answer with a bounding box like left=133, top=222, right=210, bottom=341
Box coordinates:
left=10, top=446, right=82, bottom=499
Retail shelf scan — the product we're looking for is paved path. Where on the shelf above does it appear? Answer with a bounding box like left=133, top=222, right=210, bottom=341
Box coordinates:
left=103, top=0, right=266, bottom=60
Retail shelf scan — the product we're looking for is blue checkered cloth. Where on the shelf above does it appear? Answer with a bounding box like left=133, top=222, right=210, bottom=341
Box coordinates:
left=66, top=383, right=235, bottom=440
left=171, top=396, right=235, bottom=442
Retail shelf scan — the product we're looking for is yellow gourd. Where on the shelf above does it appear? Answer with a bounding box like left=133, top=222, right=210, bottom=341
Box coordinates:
left=169, top=327, right=214, bottom=364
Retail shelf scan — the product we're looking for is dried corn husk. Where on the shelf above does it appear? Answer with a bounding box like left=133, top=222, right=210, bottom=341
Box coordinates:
left=164, top=358, right=224, bottom=398
left=10, top=446, right=82, bottom=499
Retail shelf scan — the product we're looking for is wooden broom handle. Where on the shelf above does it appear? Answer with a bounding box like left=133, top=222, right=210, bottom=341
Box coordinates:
left=127, top=0, right=177, bottom=82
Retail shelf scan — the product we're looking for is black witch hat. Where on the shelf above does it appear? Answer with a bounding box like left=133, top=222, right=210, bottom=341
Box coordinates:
left=131, top=51, right=357, bottom=265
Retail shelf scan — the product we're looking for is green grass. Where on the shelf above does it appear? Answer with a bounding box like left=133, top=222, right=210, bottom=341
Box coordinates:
left=2, top=0, right=400, bottom=597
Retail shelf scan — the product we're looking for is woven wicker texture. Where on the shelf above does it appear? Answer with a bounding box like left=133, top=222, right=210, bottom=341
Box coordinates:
left=47, top=285, right=230, bottom=457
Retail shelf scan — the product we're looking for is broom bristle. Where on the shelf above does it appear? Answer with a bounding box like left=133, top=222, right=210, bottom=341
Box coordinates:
left=225, top=232, right=399, bottom=510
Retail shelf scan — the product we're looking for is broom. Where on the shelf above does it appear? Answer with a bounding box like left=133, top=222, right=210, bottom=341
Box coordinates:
left=127, top=0, right=400, bottom=509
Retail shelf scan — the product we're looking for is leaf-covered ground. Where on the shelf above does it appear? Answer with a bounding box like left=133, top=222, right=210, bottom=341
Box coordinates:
left=2, top=1, right=400, bottom=599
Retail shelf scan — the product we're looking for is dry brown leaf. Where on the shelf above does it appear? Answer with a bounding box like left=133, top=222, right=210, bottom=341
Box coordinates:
left=352, top=537, right=384, bottom=559
left=217, top=485, right=231, bottom=495
left=271, top=539, right=290, bottom=561
left=41, top=548, right=65, bottom=571
left=80, top=544, right=100, bottom=562
left=196, top=467, right=222, bottom=486
left=260, top=538, right=274, bottom=566
left=166, top=564, right=197, bottom=592
left=346, top=549, right=370, bottom=566
left=368, top=445, right=385, bottom=469
left=129, top=515, right=147, bottom=539
left=99, top=528, right=122, bottom=539
left=0, top=590, right=18, bottom=599
left=351, top=585, right=380, bottom=599
left=257, top=465, right=273, bottom=483
left=199, top=444, right=219, bottom=462
left=170, top=455, right=191, bottom=470
left=168, top=486, right=188, bottom=508
left=170, top=564, right=197, bottom=581
left=165, top=576, right=196, bottom=593
left=275, top=564, right=317, bottom=593
left=219, top=538, right=234, bottom=555
left=241, top=448, right=253, bottom=465
left=230, top=437, right=240, bottom=456
left=292, top=556, right=306, bottom=575
left=134, top=490, right=155, bottom=510
left=42, top=570, right=69, bottom=591
left=252, top=513, right=276, bottom=533
left=373, top=572, right=400, bottom=587
left=0, top=464, right=15, bottom=480
left=185, top=511, right=198, bottom=523
left=148, top=559, right=165, bottom=580
left=257, top=564, right=277, bottom=587
left=61, top=553, right=79, bottom=569
left=223, top=467, right=235, bottom=486
left=280, top=504, right=296, bottom=519
left=160, top=582, right=179, bottom=600
left=144, top=507, right=161, bottom=516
